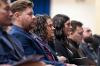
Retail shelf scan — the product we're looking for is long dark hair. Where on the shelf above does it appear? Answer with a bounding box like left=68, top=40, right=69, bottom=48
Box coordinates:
left=34, top=14, right=50, bottom=40
left=53, top=14, right=70, bottom=40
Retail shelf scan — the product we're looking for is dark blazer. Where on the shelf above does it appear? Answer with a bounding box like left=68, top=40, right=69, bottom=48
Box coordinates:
left=55, top=38, right=86, bottom=64
left=55, top=38, right=97, bottom=65
left=0, top=27, right=24, bottom=64
left=9, top=25, right=65, bottom=66
left=54, top=39, right=70, bottom=59
left=9, top=25, right=41, bottom=56
left=97, top=45, right=100, bottom=66
left=79, top=42, right=97, bottom=63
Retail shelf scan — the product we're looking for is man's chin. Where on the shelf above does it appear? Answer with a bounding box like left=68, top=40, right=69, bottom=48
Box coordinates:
left=6, top=23, right=13, bottom=26
left=2, top=23, right=11, bottom=26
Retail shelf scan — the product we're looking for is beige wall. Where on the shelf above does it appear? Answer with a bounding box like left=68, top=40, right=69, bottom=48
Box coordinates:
left=96, top=0, right=100, bottom=34
left=51, top=0, right=97, bottom=34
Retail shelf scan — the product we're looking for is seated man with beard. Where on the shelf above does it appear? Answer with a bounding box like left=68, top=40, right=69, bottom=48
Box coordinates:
left=79, top=27, right=97, bottom=64
left=9, top=0, right=75, bottom=66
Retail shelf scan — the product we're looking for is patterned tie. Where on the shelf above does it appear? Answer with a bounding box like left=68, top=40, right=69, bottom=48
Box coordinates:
left=42, top=45, right=56, bottom=61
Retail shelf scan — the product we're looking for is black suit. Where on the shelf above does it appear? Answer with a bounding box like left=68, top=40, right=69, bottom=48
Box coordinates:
left=54, top=38, right=86, bottom=64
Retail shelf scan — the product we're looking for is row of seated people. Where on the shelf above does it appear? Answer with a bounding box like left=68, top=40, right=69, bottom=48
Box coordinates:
left=52, top=15, right=99, bottom=65
left=0, top=0, right=99, bottom=66
left=0, top=0, right=76, bottom=66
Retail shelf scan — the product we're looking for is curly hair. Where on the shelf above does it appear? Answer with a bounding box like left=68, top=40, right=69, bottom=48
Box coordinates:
left=34, top=14, right=50, bottom=40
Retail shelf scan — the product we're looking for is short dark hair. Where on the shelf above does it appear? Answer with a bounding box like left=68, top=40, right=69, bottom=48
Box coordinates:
left=71, top=20, right=83, bottom=32
left=10, top=0, right=33, bottom=13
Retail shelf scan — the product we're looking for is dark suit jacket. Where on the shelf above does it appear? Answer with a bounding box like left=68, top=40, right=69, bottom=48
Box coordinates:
left=97, top=45, right=100, bottom=66
left=54, top=38, right=86, bottom=64
left=9, top=25, right=42, bottom=56
left=55, top=38, right=97, bottom=65
left=79, top=42, right=97, bottom=63
left=9, top=25, right=65, bottom=66
left=0, top=27, right=24, bottom=64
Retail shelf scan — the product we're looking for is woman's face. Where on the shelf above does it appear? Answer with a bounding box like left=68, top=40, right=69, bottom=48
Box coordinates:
left=63, top=20, right=72, bottom=36
left=46, top=18, right=55, bottom=39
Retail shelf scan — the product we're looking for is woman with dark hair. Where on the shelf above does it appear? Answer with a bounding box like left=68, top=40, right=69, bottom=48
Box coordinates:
left=31, top=14, right=77, bottom=66
left=53, top=14, right=96, bottom=65
left=34, top=15, right=53, bottom=41
left=53, top=14, right=71, bottom=40
left=31, top=14, right=65, bottom=66
left=34, top=14, right=56, bottom=52
left=53, top=14, right=73, bottom=63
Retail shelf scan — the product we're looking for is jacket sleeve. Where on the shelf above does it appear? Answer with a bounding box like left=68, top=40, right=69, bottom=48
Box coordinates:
left=54, top=40, right=73, bottom=62
left=43, top=60, right=66, bottom=66
left=10, top=33, right=37, bottom=56
left=0, top=42, right=16, bottom=64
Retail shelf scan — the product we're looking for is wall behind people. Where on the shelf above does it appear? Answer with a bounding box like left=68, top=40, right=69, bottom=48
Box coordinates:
left=96, top=0, right=100, bottom=35
left=10, top=0, right=100, bottom=34
left=51, top=0, right=96, bottom=34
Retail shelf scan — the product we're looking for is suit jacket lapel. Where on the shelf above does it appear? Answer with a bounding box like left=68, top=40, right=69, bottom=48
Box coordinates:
left=12, top=25, right=46, bottom=54
left=0, top=35, right=14, bottom=50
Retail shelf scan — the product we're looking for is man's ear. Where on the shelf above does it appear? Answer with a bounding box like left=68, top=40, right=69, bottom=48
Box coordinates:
left=14, top=12, right=21, bottom=18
